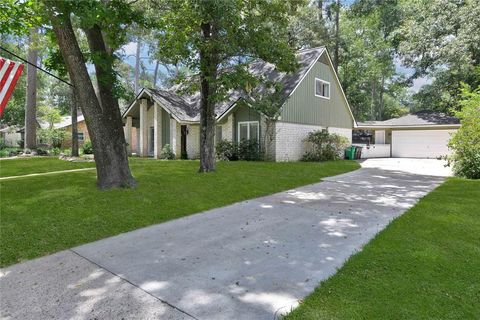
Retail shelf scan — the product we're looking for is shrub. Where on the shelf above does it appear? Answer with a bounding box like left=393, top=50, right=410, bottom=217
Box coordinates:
left=216, top=139, right=262, bottom=161
left=38, top=128, right=66, bottom=148
left=35, top=148, right=49, bottom=156
left=82, top=140, right=94, bottom=154
left=216, top=139, right=238, bottom=161
left=0, top=139, right=7, bottom=150
left=302, top=130, right=349, bottom=162
left=160, top=144, right=176, bottom=160
left=447, top=84, right=480, bottom=179
left=50, top=147, right=61, bottom=156
left=238, top=139, right=261, bottom=161
left=0, top=149, right=10, bottom=158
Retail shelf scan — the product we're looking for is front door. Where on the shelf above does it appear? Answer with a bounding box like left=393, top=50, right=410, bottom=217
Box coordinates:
left=149, top=127, right=154, bottom=156
left=181, top=125, right=187, bottom=159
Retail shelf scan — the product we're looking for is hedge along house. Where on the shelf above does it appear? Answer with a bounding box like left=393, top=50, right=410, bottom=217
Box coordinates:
left=122, top=47, right=355, bottom=161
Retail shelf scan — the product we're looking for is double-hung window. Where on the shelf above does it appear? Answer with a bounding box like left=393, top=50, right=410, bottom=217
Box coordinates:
left=77, top=132, right=85, bottom=141
left=315, top=78, right=330, bottom=99
left=238, top=121, right=259, bottom=142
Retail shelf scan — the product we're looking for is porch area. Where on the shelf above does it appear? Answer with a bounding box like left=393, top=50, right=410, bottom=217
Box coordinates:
left=352, top=128, right=391, bottom=158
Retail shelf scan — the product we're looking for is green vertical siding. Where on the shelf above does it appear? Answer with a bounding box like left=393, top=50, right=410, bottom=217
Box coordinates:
left=281, top=54, right=353, bottom=128
left=233, top=103, right=261, bottom=142
left=162, top=109, right=170, bottom=147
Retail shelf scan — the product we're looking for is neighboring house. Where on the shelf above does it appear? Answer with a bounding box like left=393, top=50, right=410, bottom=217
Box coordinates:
left=0, top=125, right=22, bottom=147
left=16, top=114, right=90, bottom=147
left=122, top=47, right=355, bottom=161
left=355, top=111, right=460, bottom=158
left=57, top=115, right=90, bottom=147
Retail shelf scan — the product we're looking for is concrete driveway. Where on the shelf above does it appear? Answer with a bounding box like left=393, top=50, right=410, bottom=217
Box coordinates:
left=0, top=158, right=449, bottom=320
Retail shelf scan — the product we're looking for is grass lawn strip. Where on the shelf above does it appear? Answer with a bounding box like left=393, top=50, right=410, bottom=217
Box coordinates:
left=285, top=177, right=480, bottom=320
left=0, top=167, right=96, bottom=180
left=0, top=159, right=359, bottom=266
left=0, top=157, right=95, bottom=178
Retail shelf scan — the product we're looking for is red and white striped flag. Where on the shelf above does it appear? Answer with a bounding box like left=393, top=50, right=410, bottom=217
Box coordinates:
left=0, top=57, right=24, bottom=118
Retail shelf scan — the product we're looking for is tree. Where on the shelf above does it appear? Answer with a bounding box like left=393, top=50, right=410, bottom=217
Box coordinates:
left=154, top=0, right=298, bottom=172
left=70, top=86, right=79, bottom=157
left=397, top=0, right=480, bottom=112
left=24, top=28, right=39, bottom=150
left=37, top=105, right=61, bottom=129
left=244, top=81, right=284, bottom=160
left=447, top=84, right=480, bottom=179
left=337, top=3, right=408, bottom=121
left=42, top=0, right=138, bottom=189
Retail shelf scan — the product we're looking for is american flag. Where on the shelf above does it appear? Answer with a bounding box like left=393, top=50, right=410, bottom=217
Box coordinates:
left=0, top=57, right=24, bottom=117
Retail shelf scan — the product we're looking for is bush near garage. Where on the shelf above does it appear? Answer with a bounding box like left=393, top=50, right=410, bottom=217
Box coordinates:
left=302, top=130, right=350, bottom=162
left=448, top=84, right=480, bottom=179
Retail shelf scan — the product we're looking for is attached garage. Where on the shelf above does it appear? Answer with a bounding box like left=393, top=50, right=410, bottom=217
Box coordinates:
left=355, top=112, right=461, bottom=159
left=391, top=129, right=457, bottom=158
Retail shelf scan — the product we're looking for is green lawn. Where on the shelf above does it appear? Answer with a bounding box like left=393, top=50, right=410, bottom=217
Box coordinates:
left=0, top=157, right=95, bottom=177
left=0, top=158, right=359, bottom=267
left=285, top=177, right=480, bottom=320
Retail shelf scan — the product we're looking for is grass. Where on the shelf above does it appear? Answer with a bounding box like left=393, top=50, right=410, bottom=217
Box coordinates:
left=0, top=158, right=359, bottom=267
left=0, top=157, right=95, bottom=177
left=285, top=177, right=480, bottom=320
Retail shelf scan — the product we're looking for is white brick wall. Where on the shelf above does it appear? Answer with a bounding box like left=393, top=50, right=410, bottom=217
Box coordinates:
left=274, top=122, right=352, bottom=161
left=222, top=115, right=234, bottom=141
left=186, top=124, right=200, bottom=159
left=328, top=127, right=352, bottom=144
left=170, top=119, right=181, bottom=157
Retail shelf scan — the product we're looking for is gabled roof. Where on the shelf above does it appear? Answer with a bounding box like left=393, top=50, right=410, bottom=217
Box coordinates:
left=16, top=115, right=86, bottom=133
left=123, top=47, right=327, bottom=122
left=357, top=111, right=460, bottom=129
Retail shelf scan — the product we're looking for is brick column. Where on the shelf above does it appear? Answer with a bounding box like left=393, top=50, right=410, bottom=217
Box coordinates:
left=125, top=116, right=133, bottom=155
left=153, top=102, right=163, bottom=159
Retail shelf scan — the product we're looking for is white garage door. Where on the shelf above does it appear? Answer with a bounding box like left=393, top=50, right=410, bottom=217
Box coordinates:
left=392, top=129, right=456, bottom=158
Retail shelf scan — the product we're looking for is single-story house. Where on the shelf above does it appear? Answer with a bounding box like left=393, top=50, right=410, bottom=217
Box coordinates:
left=14, top=114, right=90, bottom=148
left=355, top=111, right=460, bottom=158
left=56, top=114, right=90, bottom=147
left=0, top=125, right=22, bottom=147
left=122, top=47, right=355, bottom=161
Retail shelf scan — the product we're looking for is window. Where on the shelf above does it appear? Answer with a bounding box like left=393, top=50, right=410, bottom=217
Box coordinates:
left=237, top=121, right=259, bottom=142
left=77, top=132, right=84, bottom=141
left=315, top=78, right=330, bottom=99
left=215, top=126, right=223, bottom=144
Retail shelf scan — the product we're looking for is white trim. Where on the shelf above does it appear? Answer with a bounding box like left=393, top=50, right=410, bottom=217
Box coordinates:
left=283, top=47, right=326, bottom=104
left=321, top=50, right=357, bottom=127
left=122, top=88, right=147, bottom=118
left=314, top=78, right=330, bottom=99
left=122, top=88, right=184, bottom=123
left=215, top=98, right=242, bottom=122
left=237, top=121, right=259, bottom=143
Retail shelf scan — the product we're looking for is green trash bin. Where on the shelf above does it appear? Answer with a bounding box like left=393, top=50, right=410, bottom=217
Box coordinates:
left=345, top=146, right=356, bottom=160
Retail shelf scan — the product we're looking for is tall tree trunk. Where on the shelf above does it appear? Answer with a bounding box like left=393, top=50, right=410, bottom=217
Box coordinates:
left=153, top=59, right=159, bottom=88
left=70, top=85, right=79, bottom=157
left=317, top=0, right=323, bottom=22
left=134, top=39, right=141, bottom=94
left=24, top=28, right=38, bottom=151
left=49, top=8, right=136, bottom=189
left=379, top=76, right=385, bottom=120
left=371, top=80, right=376, bottom=120
left=198, top=22, right=218, bottom=173
left=333, top=0, right=340, bottom=73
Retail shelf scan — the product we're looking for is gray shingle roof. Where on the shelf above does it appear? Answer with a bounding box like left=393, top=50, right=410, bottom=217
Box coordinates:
left=357, top=111, right=460, bottom=127
left=127, top=47, right=326, bottom=122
